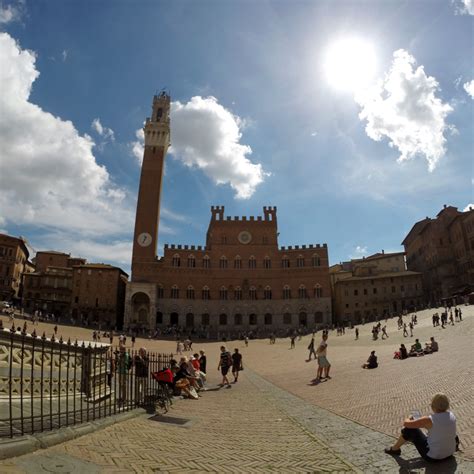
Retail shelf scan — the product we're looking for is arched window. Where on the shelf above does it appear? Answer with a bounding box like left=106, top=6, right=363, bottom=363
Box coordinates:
left=296, top=255, right=305, bottom=268
left=171, top=285, right=179, bottom=299
left=234, top=255, right=242, bottom=269
left=157, top=284, right=164, bottom=298
left=264, top=313, right=272, bottom=325
left=283, top=285, right=291, bottom=299
left=187, top=255, right=196, bottom=268
left=186, top=285, right=195, bottom=299
left=283, top=313, right=292, bottom=325
left=172, top=254, right=181, bottom=267
left=219, top=256, right=228, bottom=269
left=219, top=286, right=228, bottom=300
left=281, top=256, right=290, bottom=268
left=234, top=313, right=243, bottom=325
left=314, top=284, right=323, bottom=298
left=234, top=286, right=242, bottom=300
left=249, top=286, right=257, bottom=300
left=263, top=256, right=271, bottom=269
left=249, top=313, right=257, bottom=325
left=201, top=313, right=210, bottom=326
left=219, top=313, right=228, bottom=325
left=312, top=254, right=321, bottom=267
left=202, top=255, right=211, bottom=268
left=298, top=284, right=307, bottom=299
left=263, top=285, right=272, bottom=300
left=248, top=256, right=257, bottom=269
left=202, top=286, right=210, bottom=300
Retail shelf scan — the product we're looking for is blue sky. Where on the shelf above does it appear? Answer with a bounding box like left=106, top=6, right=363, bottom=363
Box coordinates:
left=0, top=0, right=472, bottom=274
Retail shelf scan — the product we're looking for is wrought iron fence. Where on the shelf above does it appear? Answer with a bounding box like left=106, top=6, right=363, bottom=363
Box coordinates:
left=0, top=326, right=173, bottom=438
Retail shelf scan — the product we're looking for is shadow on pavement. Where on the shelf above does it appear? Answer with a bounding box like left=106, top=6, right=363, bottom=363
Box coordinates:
left=394, top=455, right=458, bottom=473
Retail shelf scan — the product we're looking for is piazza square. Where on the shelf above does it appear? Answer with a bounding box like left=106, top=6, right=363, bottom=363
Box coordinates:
left=0, top=0, right=473, bottom=472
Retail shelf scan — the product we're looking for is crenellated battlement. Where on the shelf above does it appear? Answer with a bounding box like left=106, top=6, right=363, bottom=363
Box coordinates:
left=209, top=205, right=277, bottom=223
left=279, top=243, right=327, bottom=251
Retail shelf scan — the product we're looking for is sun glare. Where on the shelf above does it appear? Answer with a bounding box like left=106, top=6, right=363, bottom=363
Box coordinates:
left=324, top=38, right=377, bottom=92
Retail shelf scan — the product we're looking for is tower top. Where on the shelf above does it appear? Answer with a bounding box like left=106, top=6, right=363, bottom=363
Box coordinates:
left=144, top=92, right=170, bottom=147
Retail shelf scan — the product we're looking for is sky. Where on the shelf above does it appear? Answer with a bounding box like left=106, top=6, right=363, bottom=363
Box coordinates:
left=0, top=0, right=472, bottom=275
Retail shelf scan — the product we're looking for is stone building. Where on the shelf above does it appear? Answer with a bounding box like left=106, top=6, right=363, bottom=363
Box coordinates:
left=402, top=205, right=474, bottom=303
left=0, top=233, right=30, bottom=302
left=22, top=251, right=86, bottom=317
left=71, top=263, right=128, bottom=329
left=125, top=93, right=332, bottom=333
left=331, top=251, right=424, bottom=323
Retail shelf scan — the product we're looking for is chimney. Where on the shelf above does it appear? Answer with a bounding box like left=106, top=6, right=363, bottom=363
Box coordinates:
left=382, top=249, right=384, bottom=254
left=443, top=204, right=447, bottom=209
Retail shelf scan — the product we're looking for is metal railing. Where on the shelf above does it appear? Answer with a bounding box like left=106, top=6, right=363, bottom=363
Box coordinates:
left=0, top=326, right=173, bottom=438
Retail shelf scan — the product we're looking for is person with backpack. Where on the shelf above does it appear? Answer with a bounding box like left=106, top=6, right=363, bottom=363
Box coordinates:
left=218, top=346, right=232, bottom=388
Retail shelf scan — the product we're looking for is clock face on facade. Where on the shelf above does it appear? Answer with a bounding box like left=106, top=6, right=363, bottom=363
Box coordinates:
left=238, top=231, right=252, bottom=244
left=137, top=232, right=152, bottom=247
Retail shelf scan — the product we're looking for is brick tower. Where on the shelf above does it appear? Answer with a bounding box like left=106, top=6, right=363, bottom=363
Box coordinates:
left=131, top=92, right=170, bottom=281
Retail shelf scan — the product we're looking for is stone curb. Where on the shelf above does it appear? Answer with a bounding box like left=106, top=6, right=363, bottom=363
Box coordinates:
left=0, top=408, right=144, bottom=460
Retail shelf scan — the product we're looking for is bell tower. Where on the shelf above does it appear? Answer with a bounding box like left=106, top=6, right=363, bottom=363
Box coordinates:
left=131, top=92, right=170, bottom=281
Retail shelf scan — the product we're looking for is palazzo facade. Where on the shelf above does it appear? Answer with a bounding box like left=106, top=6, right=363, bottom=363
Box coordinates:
left=124, top=94, right=331, bottom=333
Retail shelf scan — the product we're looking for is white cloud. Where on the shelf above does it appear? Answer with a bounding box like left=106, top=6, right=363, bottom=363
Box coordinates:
left=351, top=245, right=368, bottom=258
left=130, top=97, right=267, bottom=199
left=355, top=49, right=453, bottom=172
left=454, top=0, right=474, bottom=15
left=0, top=1, right=23, bottom=24
left=463, top=80, right=474, bottom=99
left=91, top=117, right=115, bottom=142
left=61, top=49, right=68, bottom=62
left=0, top=33, right=132, bottom=237
left=463, top=203, right=474, bottom=212
left=170, top=96, right=267, bottom=199
left=130, top=127, right=144, bottom=163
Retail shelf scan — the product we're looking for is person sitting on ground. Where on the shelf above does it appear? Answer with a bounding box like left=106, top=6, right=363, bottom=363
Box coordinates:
left=177, top=357, right=200, bottom=391
left=409, top=339, right=424, bottom=357
left=424, top=337, right=439, bottom=354
left=400, top=344, right=408, bottom=360
left=362, top=350, right=378, bottom=369
left=385, top=393, right=458, bottom=462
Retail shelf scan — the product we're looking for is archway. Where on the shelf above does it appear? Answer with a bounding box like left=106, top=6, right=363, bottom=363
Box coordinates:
left=299, top=312, right=307, bottom=327
left=131, top=292, right=150, bottom=327
left=186, top=313, right=194, bottom=328
left=170, top=312, right=179, bottom=326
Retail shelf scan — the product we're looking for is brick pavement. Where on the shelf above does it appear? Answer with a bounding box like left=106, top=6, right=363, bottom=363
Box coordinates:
left=239, top=306, right=474, bottom=461
left=1, top=305, right=472, bottom=468
left=0, top=371, right=356, bottom=473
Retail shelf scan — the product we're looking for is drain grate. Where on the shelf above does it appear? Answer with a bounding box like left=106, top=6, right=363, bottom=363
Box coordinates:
left=149, top=415, right=190, bottom=426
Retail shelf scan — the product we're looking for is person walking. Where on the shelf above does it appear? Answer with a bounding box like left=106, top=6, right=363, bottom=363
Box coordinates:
left=217, top=346, right=232, bottom=388
left=316, top=333, right=331, bottom=381
left=290, top=335, right=296, bottom=349
left=355, top=327, right=359, bottom=340
left=403, top=323, right=408, bottom=337
left=244, top=335, right=249, bottom=347
left=409, top=322, right=414, bottom=337
left=307, top=336, right=317, bottom=360
left=198, top=350, right=207, bottom=374
left=382, top=326, right=388, bottom=340
left=231, top=348, right=243, bottom=383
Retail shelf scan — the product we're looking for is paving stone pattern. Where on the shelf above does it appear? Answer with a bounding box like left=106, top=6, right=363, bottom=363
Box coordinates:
left=0, top=374, right=356, bottom=473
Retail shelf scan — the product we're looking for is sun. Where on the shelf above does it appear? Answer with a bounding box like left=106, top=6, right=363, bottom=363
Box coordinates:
left=324, top=38, right=377, bottom=92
